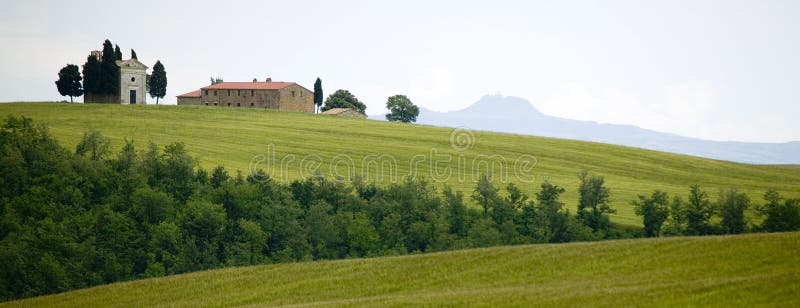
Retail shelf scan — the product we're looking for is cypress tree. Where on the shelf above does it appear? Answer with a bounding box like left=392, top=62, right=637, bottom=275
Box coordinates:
left=148, top=60, right=167, bottom=104
left=313, top=77, right=323, bottom=113
left=131, top=49, right=138, bottom=60
left=114, top=44, right=122, bottom=60
left=82, top=55, right=102, bottom=94
left=100, top=40, right=120, bottom=96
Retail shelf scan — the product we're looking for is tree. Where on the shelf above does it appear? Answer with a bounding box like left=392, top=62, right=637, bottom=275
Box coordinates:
left=82, top=55, right=102, bottom=94
left=305, top=201, right=340, bottom=259
left=471, top=174, right=498, bottom=216
left=234, top=219, right=266, bottom=265
left=718, top=188, right=749, bottom=234
left=114, top=45, right=122, bottom=60
left=632, top=190, right=670, bottom=237
left=180, top=200, right=227, bottom=268
left=75, top=130, right=111, bottom=161
left=663, top=196, right=686, bottom=236
left=131, top=49, right=138, bottom=60
left=321, top=89, right=366, bottom=113
left=576, top=170, right=615, bottom=234
left=442, top=186, right=469, bottom=237
left=130, top=187, right=174, bottom=225
left=467, top=218, right=502, bottom=248
left=148, top=60, right=167, bottom=104
left=685, top=185, right=714, bottom=235
left=313, top=77, right=323, bottom=114
left=55, top=64, right=83, bottom=102
left=535, top=182, right=570, bottom=242
left=345, top=212, right=379, bottom=257
left=99, top=39, right=120, bottom=95
left=149, top=222, right=182, bottom=274
left=505, top=183, right=528, bottom=210
left=759, top=191, right=800, bottom=232
left=385, top=95, right=419, bottom=123
left=210, top=166, right=230, bottom=188
left=159, top=142, right=196, bottom=202
left=210, top=77, right=223, bottom=85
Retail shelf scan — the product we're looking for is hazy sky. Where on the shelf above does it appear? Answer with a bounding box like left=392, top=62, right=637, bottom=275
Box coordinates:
left=2, top=0, right=799, bottom=142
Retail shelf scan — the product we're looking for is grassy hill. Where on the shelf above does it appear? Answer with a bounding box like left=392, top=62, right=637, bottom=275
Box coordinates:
left=5, top=232, right=798, bottom=307
left=1, top=103, right=799, bottom=225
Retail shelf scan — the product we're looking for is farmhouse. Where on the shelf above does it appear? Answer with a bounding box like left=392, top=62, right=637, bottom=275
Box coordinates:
left=177, top=79, right=314, bottom=113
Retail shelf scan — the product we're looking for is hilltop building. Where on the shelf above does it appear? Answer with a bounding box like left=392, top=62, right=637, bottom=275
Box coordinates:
left=84, top=50, right=148, bottom=104
left=176, top=79, right=314, bottom=113
left=116, top=59, right=148, bottom=104
left=321, top=108, right=367, bottom=119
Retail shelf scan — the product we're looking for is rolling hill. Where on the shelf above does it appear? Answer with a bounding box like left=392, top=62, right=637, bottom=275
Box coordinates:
left=5, top=232, right=799, bottom=307
left=1, top=102, right=799, bottom=226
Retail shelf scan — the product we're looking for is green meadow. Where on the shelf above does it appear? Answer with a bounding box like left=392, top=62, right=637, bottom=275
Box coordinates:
left=1, top=102, right=798, bottom=226
left=6, top=232, right=799, bottom=307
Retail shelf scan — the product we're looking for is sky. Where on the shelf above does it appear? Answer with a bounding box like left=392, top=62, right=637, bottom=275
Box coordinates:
left=1, top=0, right=799, bottom=142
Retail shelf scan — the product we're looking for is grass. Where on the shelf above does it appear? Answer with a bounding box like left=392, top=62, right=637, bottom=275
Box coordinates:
left=1, top=102, right=799, bottom=225
left=5, top=232, right=799, bottom=307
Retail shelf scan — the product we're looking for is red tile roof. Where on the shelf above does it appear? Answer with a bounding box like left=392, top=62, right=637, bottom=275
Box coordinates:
left=201, top=81, right=294, bottom=90
left=177, top=90, right=201, bottom=98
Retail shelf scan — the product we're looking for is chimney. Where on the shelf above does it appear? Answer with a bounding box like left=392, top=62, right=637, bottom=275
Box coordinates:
left=266, top=77, right=272, bottom=82
left=253, top=78, right=257, bottom=82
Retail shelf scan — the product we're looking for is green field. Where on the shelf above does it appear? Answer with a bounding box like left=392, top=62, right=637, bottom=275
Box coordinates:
left=1, top=103, right=799, bottom=225
left=5, top=232, right=798, bottom=307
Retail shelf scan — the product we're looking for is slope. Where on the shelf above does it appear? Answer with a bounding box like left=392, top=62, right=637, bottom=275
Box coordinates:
left=6, top=232, right=799, bottom=307
left=1, top=103, right=799, bottom=226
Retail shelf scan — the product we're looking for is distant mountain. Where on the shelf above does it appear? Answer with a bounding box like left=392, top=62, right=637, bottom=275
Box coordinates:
left=374, top=95, right=800, bottom=164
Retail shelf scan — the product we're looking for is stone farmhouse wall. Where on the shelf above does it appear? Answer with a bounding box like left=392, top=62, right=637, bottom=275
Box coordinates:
left=278, top=84, right=314, bottom=112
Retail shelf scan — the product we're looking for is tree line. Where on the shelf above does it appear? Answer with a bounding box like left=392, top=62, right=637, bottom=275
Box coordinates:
left=55, top=39, right=167, bottom=104
left=1, top=116, right=798, bottom=301
left=633, top=185, right=800, bottom=237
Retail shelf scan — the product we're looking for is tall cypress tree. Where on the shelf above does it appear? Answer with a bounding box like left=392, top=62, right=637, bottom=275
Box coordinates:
left=313, top=78, right=323, bottom=113
left=131, top=49, right=138, bottom=60
left=114, top=45, right=122, bottom=60
left=148, top=60, right=167, bottom=104
left=100, top=40, right=120, bottom=96
left=82, top=55, right=102, bottom=95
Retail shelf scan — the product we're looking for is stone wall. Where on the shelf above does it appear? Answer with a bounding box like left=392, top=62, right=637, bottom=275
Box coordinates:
left=177, top=96, right=201, bottom=105
left=84, top=92, right=119, bottom=104
left=278, top=84, right=314, bottom=113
